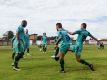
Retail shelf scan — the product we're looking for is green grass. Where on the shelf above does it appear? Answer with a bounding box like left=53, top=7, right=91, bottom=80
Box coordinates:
left=0, top=45, right=107, bottom=80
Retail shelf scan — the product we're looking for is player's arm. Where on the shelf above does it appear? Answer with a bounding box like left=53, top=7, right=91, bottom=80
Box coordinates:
left=62, top=28, right=77, bottom=35
left=89, top=34, right=99, bottom=42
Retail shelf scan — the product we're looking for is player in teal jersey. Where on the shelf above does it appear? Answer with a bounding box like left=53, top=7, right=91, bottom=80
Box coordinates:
left=41, top=33, right=48, bottom=53
left=55, top=23, right=72, bottom=73
left=64, top=23, right=100, bottom=71
left=24, top=29, right=30, bottom=55
left=12, top=20, right=27, bottom=71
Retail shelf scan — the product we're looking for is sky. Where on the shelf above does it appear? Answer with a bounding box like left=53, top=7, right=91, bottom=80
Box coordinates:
left=0, top=0, right=107, bottom=39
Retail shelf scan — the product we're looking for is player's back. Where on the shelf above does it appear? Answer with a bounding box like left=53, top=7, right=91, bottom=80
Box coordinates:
left=17, top=25, right=25, bottom=41
left=42, top=36, right=47, bottom=44
left=58, top=29, right=71, bottom=44
left=76, top=29, right=90, bottom=44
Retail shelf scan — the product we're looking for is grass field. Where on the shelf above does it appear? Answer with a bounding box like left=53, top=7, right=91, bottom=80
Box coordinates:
left=0, top=45, right=107, bottom=80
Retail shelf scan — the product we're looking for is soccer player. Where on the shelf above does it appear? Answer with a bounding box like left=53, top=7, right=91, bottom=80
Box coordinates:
left=64, top=23, right=100, bottom=71
left=12, top=20, right=27, bottom=71
left=24, top=29, right=30, bottom=55
left=55, top=23, right=72, bottom=73
left=41, top=33, right=48, bottom=53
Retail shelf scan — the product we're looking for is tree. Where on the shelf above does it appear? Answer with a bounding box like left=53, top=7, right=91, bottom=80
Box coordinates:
left=3, top=31, right=14, bottom=41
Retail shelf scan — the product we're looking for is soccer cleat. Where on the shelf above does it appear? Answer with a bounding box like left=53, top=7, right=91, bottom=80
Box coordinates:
left=11, top=63, right=14, bottom=66
left=40, top=49, right=42, bottom=52
left=51, top=55, right=55, bottom=58
left=60, top=69, right=65, bottom=73
left=55, top=57, right=59, bottom=61
left=27, top=53, right=31, bottom=56
left=89, top=64, right=95, bottom=71
left=13, top=67, right=21, bottom=71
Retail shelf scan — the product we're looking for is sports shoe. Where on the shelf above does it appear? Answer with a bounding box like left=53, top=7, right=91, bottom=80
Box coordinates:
left=60, top=69, right=65, bottom=73
left=51, top=55, right=55, bottom=58
left=55, top=57, right=59, bottom=61
left=89, top=64, right=95, bottom=71
left=11, top=63, right=14, bottom=66
left=13, top=67, right=21, bottom=71
left=27, top=53, right=31, bottom=56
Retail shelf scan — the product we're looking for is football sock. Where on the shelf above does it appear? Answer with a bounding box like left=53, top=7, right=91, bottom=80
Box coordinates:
left=55, top=57, right=59, bottom=61
left=79, top=59, right=90, bottom=66
left=55, top=48, right=59, bottom=56
left=60, top=59, right=64, bottom=71
left=12, top=52, right=15, bottom=60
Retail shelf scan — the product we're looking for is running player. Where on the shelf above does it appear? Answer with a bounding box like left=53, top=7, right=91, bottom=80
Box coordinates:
left=41, top=33, right=48, bottom=53
left=12, top=20, right=27, bottom=71
left=55, top=23, right=72, bottom=73
left=64, top=23, right=100, bottom=71
left=24, top=29, right=30, bottom=55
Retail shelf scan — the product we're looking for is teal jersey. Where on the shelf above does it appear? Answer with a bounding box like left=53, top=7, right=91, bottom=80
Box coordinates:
left=75, top=29, right=91, bottom=44
left=42, top=36, right=48, bottom=44
left=16, top=25, right=25, bottom=41
left=25, top=34, right=30, bottom=44
left=12, top=25, right=25, bottom=53
left=57, top=29, right=71, bottom=44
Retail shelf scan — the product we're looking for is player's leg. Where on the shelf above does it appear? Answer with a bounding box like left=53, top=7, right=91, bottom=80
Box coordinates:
left=59, top=53, right=65, bottom=73
left=55, top=47, right=59, bottom=56
left=13, top=53, right=23, bottom=71
left=39, top=45, right=42, bottom=52
left=51, top=46, right=59, bottom=58
left=58, top=44, right=69, bottom=72
left=43, top=45, right=46, bottom=52
left=11, top=51, right=16, bottom=66
left=76, top=55, right=94, bottom=71
left=42, top=44, right=45, bottom=53
left=12, top=52, right=15, bottom=60
left=27, top=48, right=29, bottom=53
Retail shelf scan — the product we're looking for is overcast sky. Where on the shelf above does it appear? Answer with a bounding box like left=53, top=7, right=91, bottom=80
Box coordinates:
left=0, top=0, right=107, bottom=39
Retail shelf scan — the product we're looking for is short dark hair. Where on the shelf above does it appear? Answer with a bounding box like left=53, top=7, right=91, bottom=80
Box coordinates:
left=22, top=20, right=27, bottom=24
left=82, top=23, right=87, bottom=29
left=56, top=23, right=62, bottom=28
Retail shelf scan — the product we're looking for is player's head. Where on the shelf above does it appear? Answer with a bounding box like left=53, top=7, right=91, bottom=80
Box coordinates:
left=81, top=23, right=87, bottom=29
left=43, top=33, right=46, bottom=36
left=21, top=20, right=27, bottom=28
left=26, top=29, right=28, bottom=34
left=56, top=23, right=62, bottom=31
